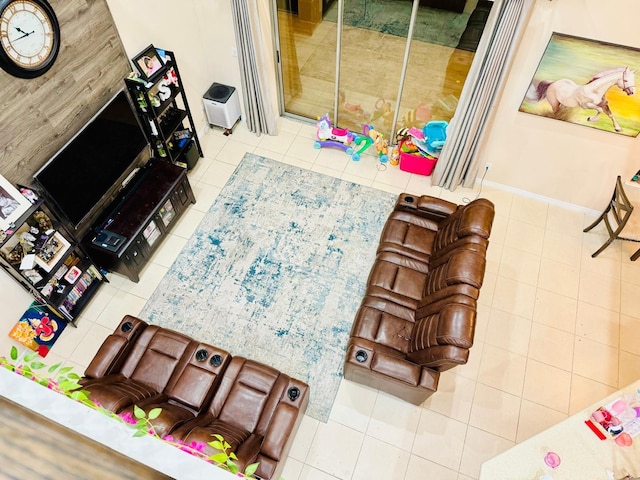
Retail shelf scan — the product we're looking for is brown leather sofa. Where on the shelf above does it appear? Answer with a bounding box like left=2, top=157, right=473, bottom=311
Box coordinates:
left=344, top=193, right=494, bottom=404
left=82, top=316, right=309, bottom=480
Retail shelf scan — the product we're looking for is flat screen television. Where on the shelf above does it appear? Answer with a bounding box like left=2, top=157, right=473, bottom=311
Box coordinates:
left=34, top=90, right=151, bottom=241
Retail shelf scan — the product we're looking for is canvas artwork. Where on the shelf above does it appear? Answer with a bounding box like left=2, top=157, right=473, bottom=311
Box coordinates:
left=519, top=33, right=640, bottom=137
left=9, top=302, right=67, bottom=358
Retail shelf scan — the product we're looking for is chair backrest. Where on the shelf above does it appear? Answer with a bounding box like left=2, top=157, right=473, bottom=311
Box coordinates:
left=604, top=176, right=634, bottom=237
left=209, top=357, right=289, bottom=435
left=430, top=198, right=494, bottom=262
left=120, top=325, right=197, bottom=394
left=407, top=293, right=477, bottom=371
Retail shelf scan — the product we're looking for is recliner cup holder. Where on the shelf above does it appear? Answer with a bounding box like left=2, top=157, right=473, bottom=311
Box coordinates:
left=288, top=386, right=300, bottom=401
left=355, top=350, right=368, bottom=363
left=195, top=349, right=209, bottom=361
left=210, top=354, right=223, bottom=367
left=404, top=195, right=414, bottom=203
left=121, top=321, right=133, bottom=333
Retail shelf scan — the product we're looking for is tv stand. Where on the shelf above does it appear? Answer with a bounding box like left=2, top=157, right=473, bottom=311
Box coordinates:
left=84, top=160, right=195, bottom=282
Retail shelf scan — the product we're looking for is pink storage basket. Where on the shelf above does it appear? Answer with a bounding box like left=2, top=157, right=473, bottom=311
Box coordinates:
left=399, top=151, right=437, bottom=176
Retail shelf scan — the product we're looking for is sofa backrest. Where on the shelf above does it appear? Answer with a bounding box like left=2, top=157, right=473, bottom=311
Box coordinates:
left=430, top=198, right=494, bottom=262
left=119, top=325, right=197, bottom=395
left=209, top=357, right=289, bottom=436
left=420, top=248, right=486, bottom=304
left=407, top=294, right=477, bottom=371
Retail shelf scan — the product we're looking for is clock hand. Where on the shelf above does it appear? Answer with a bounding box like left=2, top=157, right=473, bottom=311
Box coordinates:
left=13, top=28, right=35, bottom=41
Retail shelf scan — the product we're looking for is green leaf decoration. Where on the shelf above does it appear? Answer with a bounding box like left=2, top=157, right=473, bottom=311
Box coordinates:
left=24, top=352, right=36, bottom=362
left=10, top=346, right=18, bottom=360
left=148, top=407, right=162, bottom=420
left=133, top=405, right=145, bottom=419
left=226, top=459, right=239, bottom=474
left=30, top=361, right=46, bottom=370
left=69, top=390, right=89, bottom=402
left=244, top=462, right=259, bottom=476
left=67, top=372, right=80, bottom=380
left=212, top=433, right=224, bottom=442
left=48, top=362, right=62, bottom=373
left=209, top=440, right=225, bottom=450
left=58, top=380, right=82, bottom=392
left=133, top=429, right=147, bottom=438
left=58, top=366, right=74, bottom=374
left=229, top=452, right=238, bottom=460
left=209, top=452, right=228, bottom=464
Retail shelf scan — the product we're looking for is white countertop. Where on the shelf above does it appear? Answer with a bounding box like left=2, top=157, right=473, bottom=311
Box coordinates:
left=0, top=366, right=235, bottom=480
left=480, top=380, right=640, bottom=480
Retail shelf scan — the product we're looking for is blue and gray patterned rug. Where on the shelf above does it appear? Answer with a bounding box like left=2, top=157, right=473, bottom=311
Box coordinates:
left=141, top=154, right=397, bottom=421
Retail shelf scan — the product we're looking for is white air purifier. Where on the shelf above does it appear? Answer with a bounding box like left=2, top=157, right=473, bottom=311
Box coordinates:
left=203, top=83, right=241, bottom=130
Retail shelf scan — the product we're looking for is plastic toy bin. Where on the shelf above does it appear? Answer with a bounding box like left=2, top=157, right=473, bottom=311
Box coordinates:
left=399, top=151, right=438, bottom=176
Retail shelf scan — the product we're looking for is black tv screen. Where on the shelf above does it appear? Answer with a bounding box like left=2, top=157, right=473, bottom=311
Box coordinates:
left=34, top=90, right=150, bottom=236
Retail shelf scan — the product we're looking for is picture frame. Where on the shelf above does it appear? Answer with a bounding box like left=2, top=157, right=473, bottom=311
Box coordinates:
left=132, top=44, right=165, bottom=81
left=0, top=175, right=32, bottom=231
left=519, top=33, right=640, bottom=137
left=34, top=231, right=71, bottom=272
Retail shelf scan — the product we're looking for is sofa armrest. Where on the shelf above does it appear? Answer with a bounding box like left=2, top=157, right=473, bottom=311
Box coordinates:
left=84, top=316, right=148, bottom=379
left=260, top=378, right=309, bottom=462
left=395, top=193, right=459, bottom=219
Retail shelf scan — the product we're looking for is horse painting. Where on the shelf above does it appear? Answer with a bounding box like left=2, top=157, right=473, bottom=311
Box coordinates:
left=526, top=66, right=636, bottom=132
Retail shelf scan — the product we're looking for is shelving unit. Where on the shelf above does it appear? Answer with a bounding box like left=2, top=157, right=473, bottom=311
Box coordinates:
left=124, top=49, right=203, bottom=170
left=0, top=199, right=104, bottom=326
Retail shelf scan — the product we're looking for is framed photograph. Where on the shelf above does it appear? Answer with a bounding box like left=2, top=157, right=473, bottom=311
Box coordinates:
left=34, top=231, right=71, bottom=272
left=0, top=175, right=32, bottom=231
left=132, top=44, right=165, bottom=80
left=519, top=33, right=640, bottom=137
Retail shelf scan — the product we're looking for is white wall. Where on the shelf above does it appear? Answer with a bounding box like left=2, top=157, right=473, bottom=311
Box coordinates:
left=105, top=0, right=243, bottom=135
left=480, top=0, right=640, bottom=210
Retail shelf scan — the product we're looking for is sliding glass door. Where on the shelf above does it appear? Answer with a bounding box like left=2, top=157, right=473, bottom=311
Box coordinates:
left=275, top=0, right=491, bottom=140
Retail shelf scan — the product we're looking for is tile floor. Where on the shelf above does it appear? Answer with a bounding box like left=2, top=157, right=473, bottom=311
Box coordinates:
left=3, top=117, right=640, bottom=479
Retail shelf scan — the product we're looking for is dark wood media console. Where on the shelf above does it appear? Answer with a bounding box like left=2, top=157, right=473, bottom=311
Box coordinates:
left=84, top=160, right=195, bottom=282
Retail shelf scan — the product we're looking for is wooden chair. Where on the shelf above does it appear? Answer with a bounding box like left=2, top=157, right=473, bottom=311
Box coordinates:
left=583, top=176, right=640, bottom=261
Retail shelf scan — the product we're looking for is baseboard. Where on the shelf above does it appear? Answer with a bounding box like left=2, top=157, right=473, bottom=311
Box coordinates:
left=480, top=179, right=600, bottom=216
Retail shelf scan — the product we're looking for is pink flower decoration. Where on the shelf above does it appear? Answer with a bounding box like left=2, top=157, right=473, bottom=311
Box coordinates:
left=189, top=441, right=206, bottom=453
left=118, top=411, right=137, bottom=425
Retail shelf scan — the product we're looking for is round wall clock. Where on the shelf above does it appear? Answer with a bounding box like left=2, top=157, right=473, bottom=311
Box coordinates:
left=0, top=0, right=60, bottom=78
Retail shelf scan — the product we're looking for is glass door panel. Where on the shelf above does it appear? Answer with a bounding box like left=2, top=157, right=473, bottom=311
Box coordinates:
left=336, top=32, right=405, bottom=140
left=397, top=0, right=492, bottom=132
left=276, top=0, right=337, bottom=119
left=275, top=0, right=492, bottom=142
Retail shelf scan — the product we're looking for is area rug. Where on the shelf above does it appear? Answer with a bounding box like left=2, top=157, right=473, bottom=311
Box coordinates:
left=323, top=0, right=470, bottom=48
left=141, top=154, right=397, bottom=421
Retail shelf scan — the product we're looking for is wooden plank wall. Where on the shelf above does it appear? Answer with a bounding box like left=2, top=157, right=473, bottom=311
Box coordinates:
left=0, top=0, right=131, bottom=185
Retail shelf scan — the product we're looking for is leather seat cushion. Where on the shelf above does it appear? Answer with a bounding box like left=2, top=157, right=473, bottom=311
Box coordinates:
left=83, top=375, right=164, bottom=412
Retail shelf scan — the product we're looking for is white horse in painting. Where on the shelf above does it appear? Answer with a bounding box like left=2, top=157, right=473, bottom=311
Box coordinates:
left=526, top=66, right=636, bottom=131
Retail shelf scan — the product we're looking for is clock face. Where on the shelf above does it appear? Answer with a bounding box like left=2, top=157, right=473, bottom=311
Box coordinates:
left=0, top=0, right=59, bottom=78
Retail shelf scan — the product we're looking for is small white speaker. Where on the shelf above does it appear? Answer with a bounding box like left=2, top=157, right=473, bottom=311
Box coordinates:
left=203, top=83, right=241, bottom=130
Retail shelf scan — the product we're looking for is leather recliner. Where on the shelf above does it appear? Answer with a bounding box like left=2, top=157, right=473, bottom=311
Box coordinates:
left=344, top=193, right=494, bottom=404
left=81, top=316, right=309, bottom=480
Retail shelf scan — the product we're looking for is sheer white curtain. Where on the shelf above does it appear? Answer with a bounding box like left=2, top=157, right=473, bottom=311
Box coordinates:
left=432, top=0, right=535, bottom=190
left=231, top=0, right=279, bottom=135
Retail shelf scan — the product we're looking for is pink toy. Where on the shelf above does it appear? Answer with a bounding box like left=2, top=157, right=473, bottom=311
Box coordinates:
left=314, top=114, right=371, bottom=161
